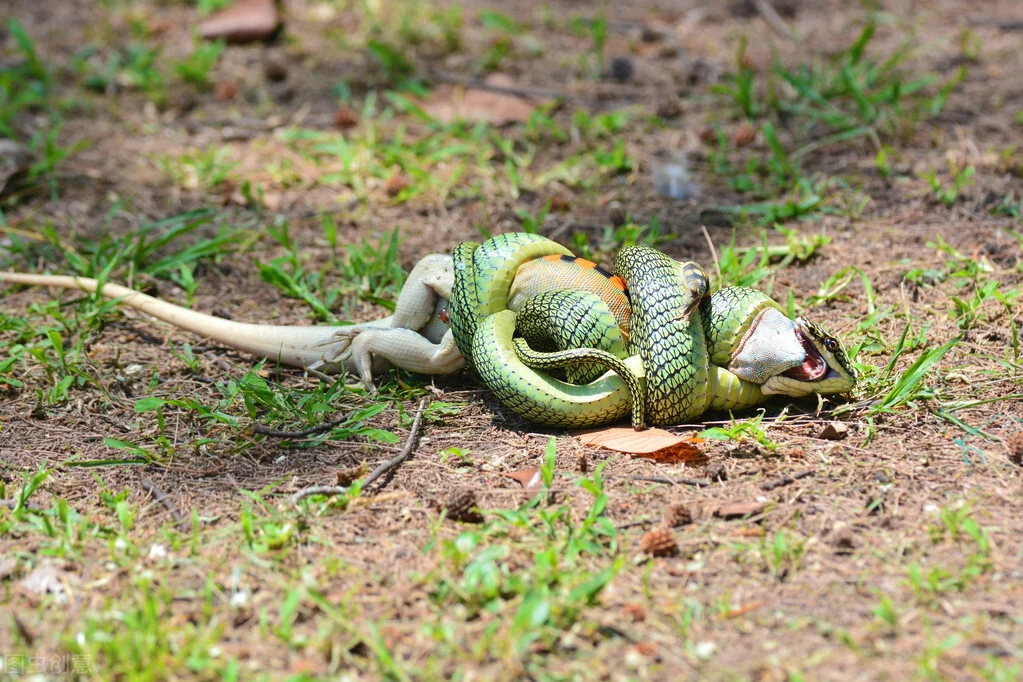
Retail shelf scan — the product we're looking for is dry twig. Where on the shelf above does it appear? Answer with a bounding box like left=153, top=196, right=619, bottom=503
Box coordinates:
left=142, top=478, right=188, bottom=527
left=290, top=397, right=430, bottom=506
left=752, top=0, right=796, bottom=41
left=430, top=70, right=586, bottom=103
left=627, top=475, right=709, bottom=488
left=254, top=410, right=354, bottom=439
left=968, top=16, right=1023, bottom=31
left=759, top=469, right=814, bottom=491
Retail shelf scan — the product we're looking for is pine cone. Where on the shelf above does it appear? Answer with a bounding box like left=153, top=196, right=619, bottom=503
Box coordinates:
left=663, top=502, right=693, bottom=528
left=639, top=527, right=678, bottom=557
left=445, top=488, right=483, bottom=524
left=1008, top=432, right=1023, bottom=467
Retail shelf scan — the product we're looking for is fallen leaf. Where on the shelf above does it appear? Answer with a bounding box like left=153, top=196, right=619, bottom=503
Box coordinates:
left=573, top=426, right=703, bottom=463
left=714, top=501, right=766, bottom=520
left=817, top=422, right=849, bottom=441
left=421, top=74, right=541, bottom=126
left=199, top=0, right=281, bottom=44
left=501, top=467, right=543, bottom=492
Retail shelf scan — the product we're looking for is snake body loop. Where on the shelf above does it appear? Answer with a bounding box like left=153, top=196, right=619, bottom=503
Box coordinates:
left=613, top=247, right=709, bottom=425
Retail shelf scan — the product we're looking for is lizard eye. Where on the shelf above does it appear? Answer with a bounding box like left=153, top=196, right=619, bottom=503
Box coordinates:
left=824, top=337, right=838, bottom=352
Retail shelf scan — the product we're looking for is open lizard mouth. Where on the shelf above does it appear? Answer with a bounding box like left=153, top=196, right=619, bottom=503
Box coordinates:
left=782, top=325, right=828, bottom=382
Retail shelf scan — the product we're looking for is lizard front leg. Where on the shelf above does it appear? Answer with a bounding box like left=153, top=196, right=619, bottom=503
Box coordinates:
left=320, top=253, right=463, bottom=388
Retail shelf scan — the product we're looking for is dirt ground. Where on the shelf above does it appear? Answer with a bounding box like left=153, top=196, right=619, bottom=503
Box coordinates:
left=1, top=0, right=1022, bottom=680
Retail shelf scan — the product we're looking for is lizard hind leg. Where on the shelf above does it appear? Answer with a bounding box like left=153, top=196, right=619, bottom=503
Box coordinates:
left=342, top=327, right=465, bottom=391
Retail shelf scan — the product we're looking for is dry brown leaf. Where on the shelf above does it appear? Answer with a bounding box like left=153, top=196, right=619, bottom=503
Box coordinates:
left=501, top=467, right=543, bottom=491
left=199, top=0, right=281, bottom=44
left=573, top=426, right=703, bottom=463
left=421, top=74, right=541, bottom=126
left=817, top=422, right=849, bottom=441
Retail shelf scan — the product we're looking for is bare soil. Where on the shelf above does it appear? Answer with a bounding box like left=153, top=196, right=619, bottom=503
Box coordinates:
left=1, top=0, right=1022, bottom=680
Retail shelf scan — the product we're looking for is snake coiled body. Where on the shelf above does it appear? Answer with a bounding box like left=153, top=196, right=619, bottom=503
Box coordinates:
left=446, top=233, right=847, bottom=429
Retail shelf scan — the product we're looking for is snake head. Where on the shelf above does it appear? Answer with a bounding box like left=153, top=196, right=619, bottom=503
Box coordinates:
left=761, top=317, right=856, bottom=397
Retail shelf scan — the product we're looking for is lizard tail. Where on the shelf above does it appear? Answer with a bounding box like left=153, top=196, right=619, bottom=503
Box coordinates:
left=0, top=272, right=346, bottom=371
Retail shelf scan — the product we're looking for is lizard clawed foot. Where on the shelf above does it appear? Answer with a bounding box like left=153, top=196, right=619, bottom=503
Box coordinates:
left=319, top=326, right=371, bottom=369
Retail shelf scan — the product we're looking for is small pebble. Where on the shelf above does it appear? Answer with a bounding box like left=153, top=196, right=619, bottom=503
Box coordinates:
left=608, top=56, right=634, bottom=83
left=608, top=200, right=628, bottom=226
left=652, top=160, right=701, bottom=200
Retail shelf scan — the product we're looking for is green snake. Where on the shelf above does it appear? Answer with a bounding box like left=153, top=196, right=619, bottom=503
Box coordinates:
left=448, top=233, right=856, bottom=429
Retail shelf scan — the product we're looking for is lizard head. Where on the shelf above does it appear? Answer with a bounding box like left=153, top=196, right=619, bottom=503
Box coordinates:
left=730, top=307, right=856, bottom=397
